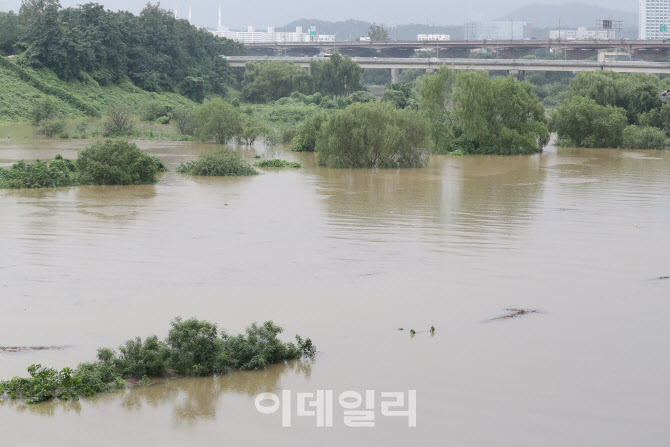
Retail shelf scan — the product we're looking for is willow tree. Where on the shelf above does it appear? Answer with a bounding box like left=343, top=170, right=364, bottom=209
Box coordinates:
left=452, top=71, right=550, bottom=154
left=551, top=95, right=627, bottom=147
left=316, top=102, right=428, bottom=168
left=568, top=71, right=663, bottom=124
left=417, top=67, right=456, bottom=152
left=310, top=52, right=363, bottom=98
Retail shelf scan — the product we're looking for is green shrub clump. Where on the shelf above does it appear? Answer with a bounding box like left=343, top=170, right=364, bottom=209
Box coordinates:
left=36, top=119, right=67, bottom=137
left=551, top=96, right=628, bottom=148
left=0, top=318, right=315, bottom=403
left=76, top=140, right=167, bottom=185
left=316, top=102, right=428, bottom=168
left=0, top=155, right=78, bottom=188
left=254, top=159, right=301, bottom=168
left=621, top=125, right=667, bottom=149
left=139, top=101, right=173, bottom=122
left=177, top=150, right=258, bottom=176
left=292, top=112, right=328, bottom=152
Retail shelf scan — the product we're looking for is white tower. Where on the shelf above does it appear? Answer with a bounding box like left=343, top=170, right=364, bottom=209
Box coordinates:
left=217, top=5, right=223, bottom=33
left=188, top=7, right=192, bottom=25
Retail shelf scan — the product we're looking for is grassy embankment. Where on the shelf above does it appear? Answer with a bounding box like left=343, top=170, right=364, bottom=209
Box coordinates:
left=0, top=56, right=195, bottom=123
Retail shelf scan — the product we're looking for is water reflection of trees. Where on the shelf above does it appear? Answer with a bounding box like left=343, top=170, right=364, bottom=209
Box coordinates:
left=0, top=359, right=312, bottom=423
left=315, top=155, right=547, bottom=248
left=0, top=398, right=82, bottom=417
left=119, top=358, right=313, bottom=424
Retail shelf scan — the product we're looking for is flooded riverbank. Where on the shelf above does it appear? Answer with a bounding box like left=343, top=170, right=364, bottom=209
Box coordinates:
left=1, top=127, right=669, bottom=446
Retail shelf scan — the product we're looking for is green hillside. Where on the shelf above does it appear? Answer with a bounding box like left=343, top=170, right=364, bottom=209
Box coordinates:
left=0, top=56, right=196, bottom=123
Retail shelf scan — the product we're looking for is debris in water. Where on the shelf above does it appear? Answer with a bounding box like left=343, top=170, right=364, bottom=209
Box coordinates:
left=659, top=275, right=669, bottom=280
left=492, top=308, right=539, bottom=321
left=0, top=346, right=67, bottom=353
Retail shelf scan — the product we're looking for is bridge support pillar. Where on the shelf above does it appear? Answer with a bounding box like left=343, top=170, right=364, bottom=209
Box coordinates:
left=391, top=68, right=401, bottom=83
left=508, top=69, right=524, bottom=80
left=425, top=68, right=436, bottom=74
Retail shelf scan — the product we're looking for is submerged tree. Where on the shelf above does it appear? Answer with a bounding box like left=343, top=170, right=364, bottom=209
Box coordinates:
left=551, top=95, right=628, bottom=148
left=194, top=98, right=243, bottom=144
left=316, top=102, right=428, bottom=168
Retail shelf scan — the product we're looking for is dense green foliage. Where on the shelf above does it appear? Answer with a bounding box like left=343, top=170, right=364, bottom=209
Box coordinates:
left=567, top=71, right=665, bottom=125
left=310, top=53, right=363, bottom=98
left=194, top=98, right=242, bottom=144
left=381, top=83, right=417, bottom=109
left=254, top=159, right=302, bottom=168
left=76, top=140, right=166, bottom=185
left=242, top=61, right=312, bottom=103
left=622, top=125, right=667, bottom=149
left=551, top=96, right=628, bottom=148
left=0, top=364, right=124, bottom=404
left=524, top=71, right=572, bottom=107
left=292, top=112, right=329, bottom=151
left=15, top=1, right=245, bottom=93
left=452, top=71, right=549, bottom=154
left=417, top=68, right=549, bottom=154
left=0, top=318, right=316, bottom=402
left=0, top=141, right=167, bottom=189
left=0, top=154, right=78, bottom=188
left=316, top=102, right=428, bottom=168
left=0, top=11, right=21, bottom=55
left=241, top=54, right=363, bottom=104
left=176, top=150, right=258, bottom=176
left=545, top=71, right=670, bottom=148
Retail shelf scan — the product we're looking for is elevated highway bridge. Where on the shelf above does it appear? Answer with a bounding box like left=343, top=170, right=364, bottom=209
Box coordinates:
left=243, top=40, right=670, bottom=59
left=223, top=56, right=670, bottom=81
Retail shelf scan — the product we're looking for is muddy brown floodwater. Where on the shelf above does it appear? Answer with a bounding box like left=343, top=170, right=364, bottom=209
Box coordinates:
left=1, top=125, right=669, bottom=446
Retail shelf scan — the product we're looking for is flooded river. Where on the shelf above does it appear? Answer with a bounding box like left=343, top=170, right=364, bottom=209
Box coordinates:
left=1, top=126, right=669, bottom=446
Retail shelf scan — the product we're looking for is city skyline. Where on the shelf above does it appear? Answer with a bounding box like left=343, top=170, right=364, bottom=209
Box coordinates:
left=1, top=0, right=637, bottom=30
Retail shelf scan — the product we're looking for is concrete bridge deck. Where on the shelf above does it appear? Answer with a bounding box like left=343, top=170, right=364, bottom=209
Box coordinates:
left=223, top=56, right=670, bottom=75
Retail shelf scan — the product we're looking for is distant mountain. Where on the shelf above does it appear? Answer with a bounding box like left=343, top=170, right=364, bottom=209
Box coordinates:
left=498, top=3, right=637, bottom=28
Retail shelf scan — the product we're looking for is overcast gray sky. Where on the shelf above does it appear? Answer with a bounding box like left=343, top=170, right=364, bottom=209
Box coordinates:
left=2, top=0, right=636, bottom=29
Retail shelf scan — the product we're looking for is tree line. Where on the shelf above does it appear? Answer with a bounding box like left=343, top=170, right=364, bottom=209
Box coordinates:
left=241, top=53, right=363, bottom=103
left=0, top=1, right=246, bottom=97
left=551, top=71, right=670, bottom=149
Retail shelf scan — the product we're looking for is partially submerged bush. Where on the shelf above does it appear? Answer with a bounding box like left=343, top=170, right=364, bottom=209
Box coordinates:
left=139, top=101, right=173, bottom=122
left=551, top=96, right=627, bottom=148
left=172, top=107, right=198, bottom=136
left=0, top=155, right=78, bottom=188
left=621, top=125, right=666, bottom=149
left=36, top=119, right=66, bottom=137
left=76, top=140, right=166, bottom=185
left=30, top=97, right=59, bottom=125
left=292, top=112, right=328, bottom=152
left=0, top=318, right=315, bottom=403
left=176, top=150, right=258, bottom=176
left=316, top=102, right=429, bottom=168
left=0, top=364, right=121, bottom=404
left=102, top=103, right=135, bottom=137
left=194, top=99, right=242, bottom=144
left=254, top=159, right=301, bottom=168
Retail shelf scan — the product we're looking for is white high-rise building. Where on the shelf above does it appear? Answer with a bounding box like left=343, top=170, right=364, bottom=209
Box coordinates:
left=639, top=0, right=670, bottom=39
